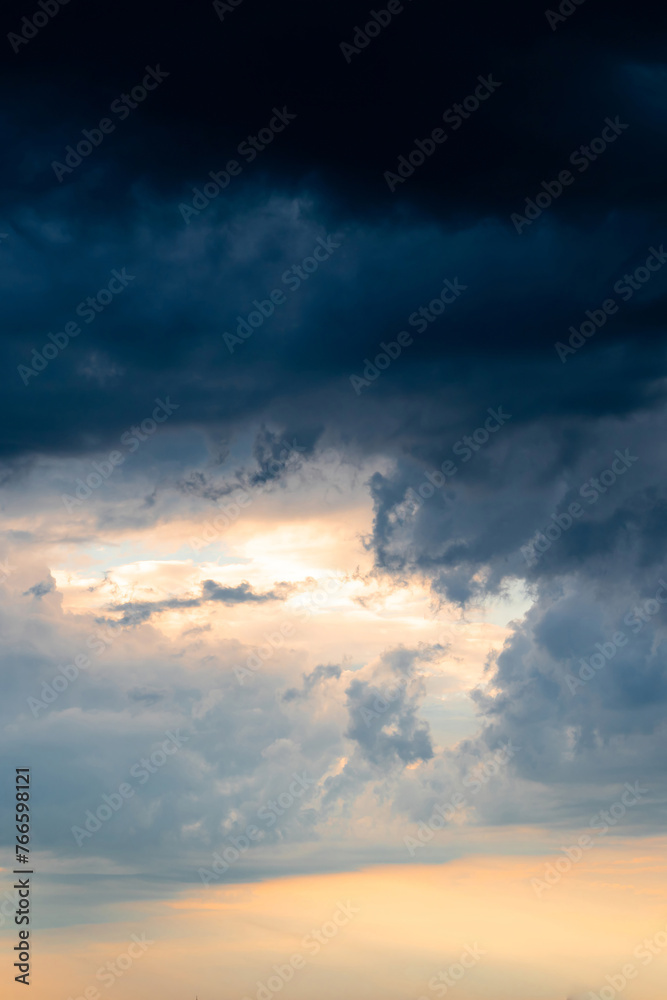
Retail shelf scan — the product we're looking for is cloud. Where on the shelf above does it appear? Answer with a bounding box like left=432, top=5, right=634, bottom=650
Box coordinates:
left=283, top=663, right=342, bottom=702
left=343, top=647, right=435, bottom=768
left=104, top=579, right=288, bottom=627
left=23, top=576, right=56, bottom=599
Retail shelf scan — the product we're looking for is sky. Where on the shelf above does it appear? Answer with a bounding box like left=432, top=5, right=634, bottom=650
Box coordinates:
left=1, top=1, right=667, bottom=998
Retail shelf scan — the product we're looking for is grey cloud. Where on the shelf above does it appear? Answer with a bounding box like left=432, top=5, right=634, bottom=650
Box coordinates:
left=344, top=647, right=435, bottom=768
left=23, top=577, right=56, bottom=599
left=105, top=580, right=286, bottom=628
left=283, top=663, right=342, bottom=702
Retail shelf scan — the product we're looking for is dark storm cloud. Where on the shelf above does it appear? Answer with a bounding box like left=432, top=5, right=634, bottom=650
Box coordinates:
left=366, top=415, right=667, bottom=601
left=1, top=0, right=663, bottom=216
left=2, top=198, right=666, bottom=472
left=0, top=0, right=665, bottom=475
left=1, top=0, right=666, bottom=463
